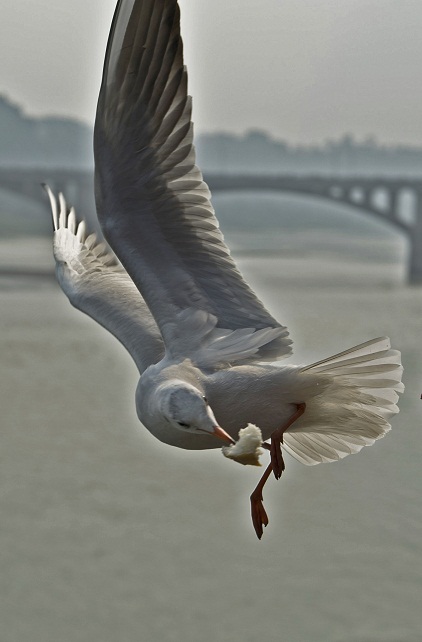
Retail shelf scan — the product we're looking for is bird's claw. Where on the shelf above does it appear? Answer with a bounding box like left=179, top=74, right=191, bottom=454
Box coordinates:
left=250, top=493, right=269, bottom=540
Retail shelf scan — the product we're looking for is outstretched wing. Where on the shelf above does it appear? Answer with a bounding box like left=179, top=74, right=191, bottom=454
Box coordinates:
left=94, top=0, right=292, bottom=361
left=45, top=186, right=164, bottom=373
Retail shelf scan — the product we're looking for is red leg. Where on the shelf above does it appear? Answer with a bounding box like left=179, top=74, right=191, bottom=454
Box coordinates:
left=270, top=403, right=306, bottom=480
left=250, top=403, right=306, bottom=539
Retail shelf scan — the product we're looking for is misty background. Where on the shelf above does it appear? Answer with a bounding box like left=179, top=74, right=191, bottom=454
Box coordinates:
left=0, top=2, right=421, bottom=642
left=2, top=0, right=422, bottom=144
left=2, top=0, right=422, bottom=240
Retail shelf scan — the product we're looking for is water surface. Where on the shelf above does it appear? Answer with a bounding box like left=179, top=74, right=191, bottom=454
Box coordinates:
left=0, top=193, right=420, bottom=642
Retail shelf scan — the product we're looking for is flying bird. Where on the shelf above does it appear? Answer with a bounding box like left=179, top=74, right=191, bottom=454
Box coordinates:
left=45, top=0, right=403, bottom=539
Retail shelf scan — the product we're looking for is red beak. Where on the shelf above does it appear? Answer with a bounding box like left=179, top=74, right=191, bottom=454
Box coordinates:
left=212, top=425, right=236, bottom=445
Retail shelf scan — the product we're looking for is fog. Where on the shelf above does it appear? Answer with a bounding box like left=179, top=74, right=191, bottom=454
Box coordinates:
left=1, top=0, right=422, bottom=144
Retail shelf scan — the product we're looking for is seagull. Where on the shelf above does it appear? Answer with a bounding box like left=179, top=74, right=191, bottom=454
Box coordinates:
left=44, top=0, right=404, bottom=539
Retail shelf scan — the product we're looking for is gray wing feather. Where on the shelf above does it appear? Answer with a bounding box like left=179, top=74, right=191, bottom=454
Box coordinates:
left=46, top=186, right=164, bottom=373
left=94, top=0, right=292, bottom=361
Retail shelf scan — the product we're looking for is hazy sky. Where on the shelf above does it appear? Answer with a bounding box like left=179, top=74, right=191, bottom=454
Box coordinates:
left=2, top=0, right=422, bottom=145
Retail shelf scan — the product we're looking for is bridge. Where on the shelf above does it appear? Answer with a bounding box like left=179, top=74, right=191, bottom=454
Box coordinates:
left=0, top=167, right=421, bottom=283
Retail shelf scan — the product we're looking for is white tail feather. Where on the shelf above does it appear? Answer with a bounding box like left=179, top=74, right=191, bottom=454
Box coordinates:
left=283, top=337, right=404, bottom=465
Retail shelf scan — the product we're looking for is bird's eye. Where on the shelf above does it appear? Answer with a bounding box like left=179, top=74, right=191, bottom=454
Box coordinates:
left=202, top=396, right=208, bottom=404
left=177, top=422, right=190, bottom=428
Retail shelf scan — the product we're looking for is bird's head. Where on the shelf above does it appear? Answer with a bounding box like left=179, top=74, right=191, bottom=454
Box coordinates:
left=159, top=382, right=235, bottom=444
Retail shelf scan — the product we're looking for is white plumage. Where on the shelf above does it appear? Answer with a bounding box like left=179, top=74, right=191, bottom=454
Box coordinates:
left=284, top=337, right=403, bottom=465
left=45, top=0, right=404, bottom=538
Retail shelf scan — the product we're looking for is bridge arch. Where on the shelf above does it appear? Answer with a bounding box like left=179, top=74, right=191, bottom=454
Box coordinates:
left=0, top=168, right=421, bottom=283
left=206, top=175, right=422, bottom=283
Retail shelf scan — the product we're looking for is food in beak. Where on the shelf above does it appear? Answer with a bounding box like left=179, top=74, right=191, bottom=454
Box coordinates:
left=222, top=424, right=264, bottom=466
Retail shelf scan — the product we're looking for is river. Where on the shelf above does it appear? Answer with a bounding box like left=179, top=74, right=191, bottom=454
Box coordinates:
left=0, top=192, right=420, bottom=641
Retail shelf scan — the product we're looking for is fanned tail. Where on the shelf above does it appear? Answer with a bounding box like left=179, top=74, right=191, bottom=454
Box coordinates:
left=283, top=337, right=404, bottom=465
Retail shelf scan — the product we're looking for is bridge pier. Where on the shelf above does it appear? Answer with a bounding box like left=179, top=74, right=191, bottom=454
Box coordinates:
left=409, top=189, right=422, bottom=284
